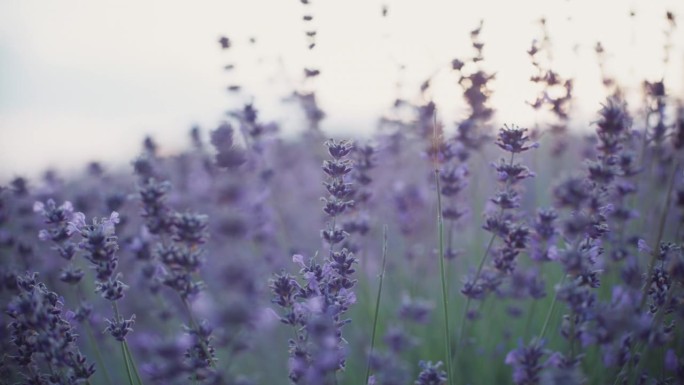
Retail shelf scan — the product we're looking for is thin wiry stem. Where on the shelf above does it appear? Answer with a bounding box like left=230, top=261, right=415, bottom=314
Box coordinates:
left=124, top=340, right=145, bottom=385
left=118, top=330, right=135, bottom=385
left=456, top=152, right=515, bottom=351
left=456, top=232, right=495, bottom=350
left=523, top=298, right=538, bottom=340
left=436, top=169, right=455, bottom=385
left=539, top=274, right=567, bottom=340
left=365, top=225, right=388, bottom=384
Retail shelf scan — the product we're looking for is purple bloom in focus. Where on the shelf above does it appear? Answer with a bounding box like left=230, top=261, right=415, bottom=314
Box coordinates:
left=495, top=125, right=538, bottom=154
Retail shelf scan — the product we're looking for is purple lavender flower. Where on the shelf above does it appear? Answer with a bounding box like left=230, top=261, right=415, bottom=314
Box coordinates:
left=138, top=178, right=173, bottom=235
left=105, top=315, right=136, bottom=341
left=210, top=122, right=246, bottom=169
left=270, top=139, right=359, bottom=384
left=414, top=361, right=447, bottom=385
left=34, top=199, right=81, bottom=284
left=505, top=339, right=546, bottom=385
left=530, top=208, right=558, bottom=262
left=5, top=272, right=95, bottom=382
left=495, top=125, right=538, bottom=154
left=463, top=124, right=536, bottom=301
left=69, top=211, right=122, bottom=282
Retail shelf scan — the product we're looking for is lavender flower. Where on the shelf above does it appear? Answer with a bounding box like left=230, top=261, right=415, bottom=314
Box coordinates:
left=414, top=361, right=447, bottom=385
left=69, top=211, right=122, bottom=283
left=505, top=339, right=546, bottom=385
left=138, top=178, right=173, bottom=235
left=495, top=125, right=538, bottom=154
left=5, top=272, right=95, bottom=382
left=34, top=199, right=81, bottom=283
left=463, top=124, right=535, bottom=299
left=105, top=315, right=136, bottom=341
left=270, top=139, right=358, bottom=384
left=530, top=208, right=558, bottom=262
left=210, top=122, right=246, bottom=169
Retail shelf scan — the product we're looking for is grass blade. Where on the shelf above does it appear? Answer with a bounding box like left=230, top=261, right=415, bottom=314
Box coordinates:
left=365, top=224, right=389, bottom=385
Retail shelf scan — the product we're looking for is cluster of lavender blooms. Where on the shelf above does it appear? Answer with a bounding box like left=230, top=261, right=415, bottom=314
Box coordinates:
left=210, top=122, right=247, bottom=170
left=434, top=134, right=470, bottom=262
left=340, top=143, right=375, bottom=256
left=67, top=210, right=137, bottom=342
left=1, top=9, right=684, bottom=385
left=290, top=0, right=326, bottom=133
left=1, top=99, right=683, bottom=385
left=451, top=21, right=496, bottom=153
left=5, top=272, right=95, bottom=384
left=270, top=139, right=359, bottom=384
left=379, top=20, right=495, bottom=157
left=461, top=125, right=537, bottom=307
left=226, top=103, right=286, bottom=266
left=551, top=99, right=638, bottom=373
left=33, top=200, right=82, bottom=285
left=131, top=152, right=222, bottom=383
left=527, top=18, right=574, bottom=155
left=502, top=94, right=684, bottom=385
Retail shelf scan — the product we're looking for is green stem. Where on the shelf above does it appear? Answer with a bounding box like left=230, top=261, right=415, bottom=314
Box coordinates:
left=120, top=340, right=135, bottom=385
left=539, top=274, right=567, bottom=340
left=471, top=234, right=498, bottom=295
left=365, top=225, right=388, bottom=384
left=112, top=303, right=136, bottom=385
left=456, top=232, right=496, bottom=350
left=435, top=169, right=455, bottom=385
left=456, top=152, right=515, bottom=351
left=523, top=299, right=538, bottom=341
left=124, top=340, right=145, bottom=385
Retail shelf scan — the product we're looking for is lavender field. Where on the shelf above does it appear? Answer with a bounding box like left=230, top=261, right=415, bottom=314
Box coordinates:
left=1, top=3, right=684, bottom=385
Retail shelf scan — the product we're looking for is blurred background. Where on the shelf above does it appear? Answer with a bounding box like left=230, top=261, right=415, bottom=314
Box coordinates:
left=1, top=0, right=683, bottom=182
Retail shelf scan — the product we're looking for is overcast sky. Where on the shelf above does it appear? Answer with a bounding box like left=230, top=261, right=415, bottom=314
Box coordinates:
left=1, top=0, right=683, bottom=182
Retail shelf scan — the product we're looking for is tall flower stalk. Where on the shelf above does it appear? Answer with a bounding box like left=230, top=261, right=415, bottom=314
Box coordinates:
left=133, top=156, right=219, bottom=383
left=457, top=125, right=537, bottom=350
left=33, top=199, right=113, bottom=385
left=69, top=211, right=143, bottom=385
left=434, top=167, right=454, bottom=385
left=271, top=139, right=357, bottom=384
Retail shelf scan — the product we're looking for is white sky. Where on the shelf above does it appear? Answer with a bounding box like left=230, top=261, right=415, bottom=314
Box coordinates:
left=1, top=0, right=683, bottom=182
